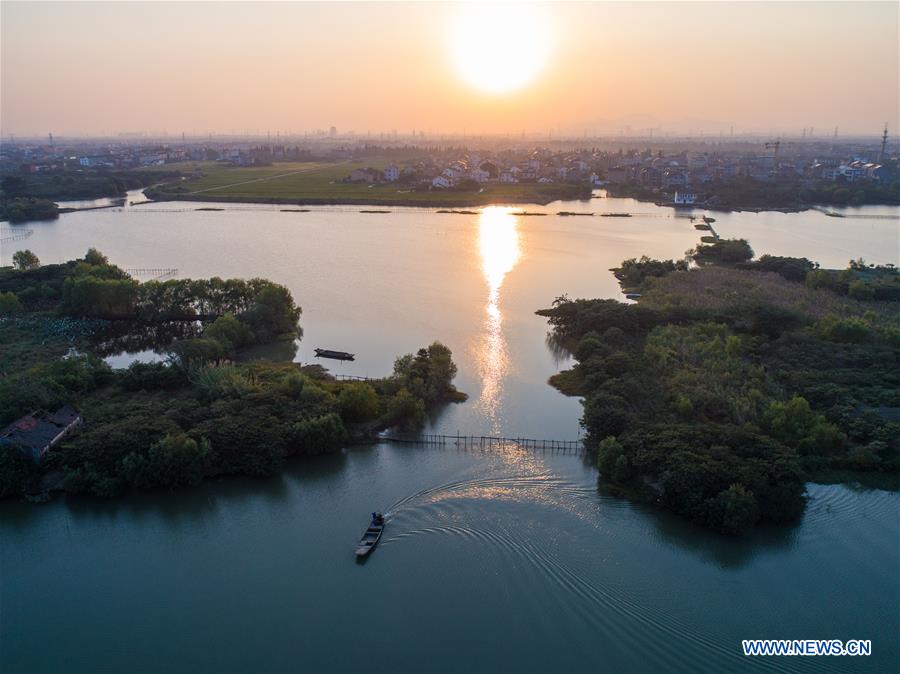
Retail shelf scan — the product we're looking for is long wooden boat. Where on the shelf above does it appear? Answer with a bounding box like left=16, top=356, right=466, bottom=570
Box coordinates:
left=314, top=348, right=355, bottom=361
left=355, top=514, right=385, bottom=558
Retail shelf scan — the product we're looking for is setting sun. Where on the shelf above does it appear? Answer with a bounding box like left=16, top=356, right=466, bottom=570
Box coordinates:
left=449, top=3, right=552, bottom=94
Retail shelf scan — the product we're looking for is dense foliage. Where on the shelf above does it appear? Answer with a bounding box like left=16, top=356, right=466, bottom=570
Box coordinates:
left=539, top=249, right=899, bottom=534
left=1, top=170, right=180, bottom=201
left=0, top=253, right=464, bottom=500
left=611, top=256, right=688, bottom=290
left=609, top=177, right=900, bottom=210
left=0, top=198, right=58, bottom=223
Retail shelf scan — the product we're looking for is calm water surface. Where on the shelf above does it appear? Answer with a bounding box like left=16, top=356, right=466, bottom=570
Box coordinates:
left=1, top=195, right=898, bottom=672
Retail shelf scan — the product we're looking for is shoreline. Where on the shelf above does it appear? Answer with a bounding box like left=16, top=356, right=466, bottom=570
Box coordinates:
left=138, top=190, right=899, bottom=216
left=603, top=187, right=900, bottom=216
left=142, top=190, right=589, bottom=208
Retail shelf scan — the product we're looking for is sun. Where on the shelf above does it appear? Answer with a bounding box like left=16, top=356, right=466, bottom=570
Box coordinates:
left=449, top=3, right=552, bottom=95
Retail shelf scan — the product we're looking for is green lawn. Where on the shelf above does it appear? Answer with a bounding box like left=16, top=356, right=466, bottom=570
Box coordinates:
left=149, top=160, right=590, bottom=206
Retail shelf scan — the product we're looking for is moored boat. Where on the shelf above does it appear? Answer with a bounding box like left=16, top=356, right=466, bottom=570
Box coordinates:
left=355, top=513, right=385, bottom=558
left=314, top=348, right=355, bottom=361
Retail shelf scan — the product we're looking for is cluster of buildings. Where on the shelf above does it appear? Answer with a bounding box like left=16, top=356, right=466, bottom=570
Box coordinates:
left=0, top=141, right=316, bottom=174
left=344, top=150, right=602, bottom=190
left=2, top=135, right=895, bottom=198
left=603, top=146, right=895, bottom=195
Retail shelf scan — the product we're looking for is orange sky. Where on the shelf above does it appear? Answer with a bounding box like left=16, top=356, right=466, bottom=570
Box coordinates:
left=2, top=1, right=898, bottom=137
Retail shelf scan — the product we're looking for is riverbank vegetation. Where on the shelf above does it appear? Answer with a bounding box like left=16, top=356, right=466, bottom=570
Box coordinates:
left=608, top=177, right=900, bottom=212
left=539, top=240, right=899, bottom=534
left=0, top=252, right=464, bottom=500
left=0, top=197, right=59, bottom=223
left=1, top=170, right=179, bottom=203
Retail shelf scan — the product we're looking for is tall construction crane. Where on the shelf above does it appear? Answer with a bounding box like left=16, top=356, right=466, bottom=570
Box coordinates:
left=764, top=138, right=781, bottom=175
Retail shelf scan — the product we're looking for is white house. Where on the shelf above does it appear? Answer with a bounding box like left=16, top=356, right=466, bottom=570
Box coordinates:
left=383, top=166, right=400, bottom=182
left=470, top=168, right=490, bottom=183
left=432, top=175, right=451, bottom=189
left=673, top=189, right=697, bottom=205
left=837, top=163, right=868, bottom=182
left=499, top=171, right=518, bottom=184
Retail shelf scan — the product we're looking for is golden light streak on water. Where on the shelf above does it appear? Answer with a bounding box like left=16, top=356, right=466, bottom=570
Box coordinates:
left=475, top=207, right=522, bottom=434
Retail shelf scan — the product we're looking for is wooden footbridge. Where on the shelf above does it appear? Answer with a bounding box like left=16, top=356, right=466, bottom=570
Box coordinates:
left=0, top=228, right=33, bottom=243
left=125, top=268, right=178, bottom=280
left=332, top=374, right=374, bottom=382
left=380, top=432, right=585, bottom=455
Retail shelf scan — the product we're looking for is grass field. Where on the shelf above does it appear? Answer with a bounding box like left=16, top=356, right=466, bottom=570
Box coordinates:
left=147, top=160, right=591, bottom=206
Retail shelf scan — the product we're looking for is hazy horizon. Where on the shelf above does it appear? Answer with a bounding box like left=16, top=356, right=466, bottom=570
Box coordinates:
left=2, top=1, right=898, bottom=138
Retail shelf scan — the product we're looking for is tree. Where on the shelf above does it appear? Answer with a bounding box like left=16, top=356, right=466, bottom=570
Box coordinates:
left=707, top=484, right=760, bottom=534
left=12, top=249, right=40, bottom=271
left=122, top=433, right=211, bottom=489
left=596, top=436, right=625, bottom=480
left=83, top=248, right=109, bottom=266
left=688, top=238, right=754, bottom=266
left=612, top=256, right=688, bottom=288
left=289, top=414, right=347, bottom=454
left=744, top=255, right=817, bottom=283
left=763, top=396, right=845, bottom=455
left=392, top=341, right=459, bottom=402
left=805, top=269, right=835, bottom=290
left=581, top=392, right=628, bottom=440
left=848, top=280, right=875, bottom=301
left=338, top=383, right=380, bottom=422
left=1, top=175, right=28, bottom=198
left=203, top=312, right=251, bottom=351
left=0, top=291, right=23, bottom=316
left=815, top=315, right=871, bottom=343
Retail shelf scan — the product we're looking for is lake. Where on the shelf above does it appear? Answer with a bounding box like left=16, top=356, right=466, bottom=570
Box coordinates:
left=1, top=194, right=898, bottom=672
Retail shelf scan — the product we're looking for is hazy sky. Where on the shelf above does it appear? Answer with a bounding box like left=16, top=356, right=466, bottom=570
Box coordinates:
left=2, top=1, right=898, bottom=137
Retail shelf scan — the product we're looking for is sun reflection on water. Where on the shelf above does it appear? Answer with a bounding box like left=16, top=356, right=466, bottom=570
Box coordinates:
left=475, top=207, right=522, bottom=433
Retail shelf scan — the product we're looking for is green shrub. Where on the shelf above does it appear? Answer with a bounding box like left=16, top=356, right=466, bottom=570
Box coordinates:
left=289, top=414, right=347, bottom=454
left=0, top=291, right=23, bottom=316
left=848, top=280, right=875, bottom=301
left=338, top=383, right=380, bottom=422
left=815, top=315, right=871, bottom=343
left=122, top=433, right=211, bottom=489
left=707, top=484, right=760, bottom=535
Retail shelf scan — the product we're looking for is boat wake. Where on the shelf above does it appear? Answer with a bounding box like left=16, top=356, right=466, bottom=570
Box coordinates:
left=380, top=470, right=841, bottom=673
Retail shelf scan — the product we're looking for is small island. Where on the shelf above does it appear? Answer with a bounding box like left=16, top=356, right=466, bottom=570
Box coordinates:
left=538, top=239, right=899, bottom=534
left=0, top=250, right=465, bottom=500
